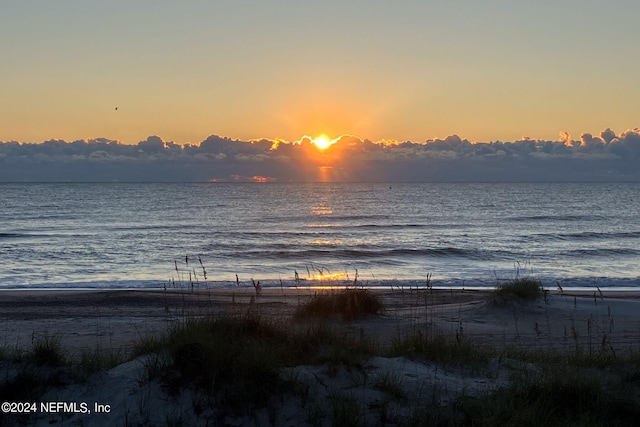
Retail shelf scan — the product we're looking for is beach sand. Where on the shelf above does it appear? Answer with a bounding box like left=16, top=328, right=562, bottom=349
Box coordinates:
left=2, top=287, right=640, bottom=426
left=2, top=287, right=639, bottom=355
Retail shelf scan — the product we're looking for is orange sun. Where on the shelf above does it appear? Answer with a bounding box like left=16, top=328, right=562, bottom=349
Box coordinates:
left=311, top=135, right=335, bottom=150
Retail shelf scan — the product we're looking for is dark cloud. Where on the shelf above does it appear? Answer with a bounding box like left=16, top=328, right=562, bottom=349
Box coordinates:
left=1, top=129, right=639, bottom=182
left=601, top=128, right=616, bottom=144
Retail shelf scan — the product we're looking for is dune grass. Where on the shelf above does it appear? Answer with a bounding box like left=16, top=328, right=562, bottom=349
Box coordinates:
left=5, top=285, right=640, bottom=426
left=0, top=333, right=69, bottom=406
left=417, top=368, right=640, bottom=427
left=133, top=310, right=375, bottom=414
left=294, top=287, right=385, bottom=321
left=402, top=344, right=640, bottom=426
left=493, top=277, right=545, bottom=302
left=388, top=332, right=492, bottom=366
left=31, top=332, right=66, bottom=367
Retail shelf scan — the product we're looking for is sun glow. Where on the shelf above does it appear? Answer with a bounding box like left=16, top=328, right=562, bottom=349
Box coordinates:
left=307, top=271, right=347, bottom=281
left=311, top=135, right=335, bottom=150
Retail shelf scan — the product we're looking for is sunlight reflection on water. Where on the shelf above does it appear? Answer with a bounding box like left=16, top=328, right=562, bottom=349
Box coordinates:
left=1, top=182, right=639, bottom=290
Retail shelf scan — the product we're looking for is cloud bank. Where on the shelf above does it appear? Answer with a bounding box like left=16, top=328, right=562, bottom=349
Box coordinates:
left=1, top=129, right=640, bottom=182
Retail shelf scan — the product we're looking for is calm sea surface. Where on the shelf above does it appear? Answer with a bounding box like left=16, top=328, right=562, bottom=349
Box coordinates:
left=1, top=182, right=639, bottom=290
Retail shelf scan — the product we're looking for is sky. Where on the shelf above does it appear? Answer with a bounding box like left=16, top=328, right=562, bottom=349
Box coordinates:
left=1, top=1, right=640, bottom=182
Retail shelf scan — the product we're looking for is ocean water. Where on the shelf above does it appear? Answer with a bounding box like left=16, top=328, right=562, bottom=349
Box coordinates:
left=1, top=182, right=639, bottom=290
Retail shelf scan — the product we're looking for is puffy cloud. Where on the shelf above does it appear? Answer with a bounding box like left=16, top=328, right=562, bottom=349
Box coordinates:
left=608, top=128, right=640, bottom=158
left=619, top=128, right=640, bottom=143
left=199, top=135, right=272, bottom=155
left=601, top=128, right=616, bottom=144
left=1, top=128, right=639, bottom=182
left=137, top=135, right=167, bottom=153
left=559, top=131, right=572, bottom=146
left=578, top=133, right=607, bottom=155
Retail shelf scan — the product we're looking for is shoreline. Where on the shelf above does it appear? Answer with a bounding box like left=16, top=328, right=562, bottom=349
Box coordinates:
left=2, top=279, right=639, bottom=293
left=2, top=284, right=640, bottom=296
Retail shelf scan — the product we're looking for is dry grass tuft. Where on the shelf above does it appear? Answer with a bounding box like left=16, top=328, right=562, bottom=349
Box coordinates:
left=493, top=277, right=544, bottom=302
left=294, top=288, right=385, bottom=321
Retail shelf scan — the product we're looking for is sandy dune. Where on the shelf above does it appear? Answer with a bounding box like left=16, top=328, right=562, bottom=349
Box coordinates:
left=2, top=287, right=640, bottom=426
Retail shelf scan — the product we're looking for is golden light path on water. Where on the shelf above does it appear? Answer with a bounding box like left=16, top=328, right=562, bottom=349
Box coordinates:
left=3, top=183, right=639, bottom=291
